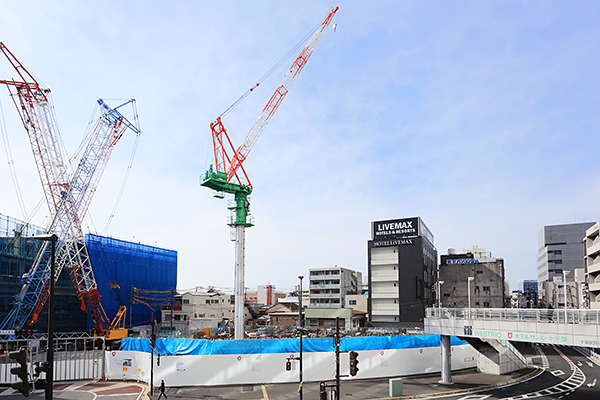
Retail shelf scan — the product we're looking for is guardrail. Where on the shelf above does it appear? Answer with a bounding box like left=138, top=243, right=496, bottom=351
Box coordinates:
left=426, top=307, right=600, bottom=324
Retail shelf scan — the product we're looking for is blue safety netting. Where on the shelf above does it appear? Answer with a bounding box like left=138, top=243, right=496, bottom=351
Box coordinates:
left=121, top=335, right=468, bottom=356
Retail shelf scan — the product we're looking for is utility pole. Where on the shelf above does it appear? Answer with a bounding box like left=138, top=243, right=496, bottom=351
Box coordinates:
left=170, top=288, right=174, bottom=333
left=335, top=317, right=340, bottom=400
left=150, top=312, right=155, bottom=397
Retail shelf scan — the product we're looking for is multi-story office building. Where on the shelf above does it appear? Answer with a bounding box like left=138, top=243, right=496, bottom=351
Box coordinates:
left=367, top=217, right=437, bottom=327
left=440, top=250, right=506, bottom=309
left=537, top=222, right=593, bottom=303
left=584, top=222, right=600, bottom=309
left=309, top=267, right=362, bottom=308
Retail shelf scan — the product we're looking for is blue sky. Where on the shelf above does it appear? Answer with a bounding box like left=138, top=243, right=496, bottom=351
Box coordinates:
left=1, top=1, right=599, bottom=294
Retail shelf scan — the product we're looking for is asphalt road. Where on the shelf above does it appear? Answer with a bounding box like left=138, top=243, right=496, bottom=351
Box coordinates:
left=443, top=344, right=599, bottom=400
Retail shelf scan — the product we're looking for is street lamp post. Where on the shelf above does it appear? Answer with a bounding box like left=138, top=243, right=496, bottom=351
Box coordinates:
left=437, top=281, right=444, bottom=308
left=467, top=277, right=475, bottom=317
left=34, top=234, right=58, bottom=400
left=563, top=270, right=570, bottom=323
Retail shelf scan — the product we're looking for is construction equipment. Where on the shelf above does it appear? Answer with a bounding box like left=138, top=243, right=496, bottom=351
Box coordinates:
left=0, top=43, right=141, bottom=338
left=200, top=7, right=338, bottom=339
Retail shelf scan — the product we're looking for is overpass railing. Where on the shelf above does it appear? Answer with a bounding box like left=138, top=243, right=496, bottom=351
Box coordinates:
left=426, top=307, right=600, bottom=324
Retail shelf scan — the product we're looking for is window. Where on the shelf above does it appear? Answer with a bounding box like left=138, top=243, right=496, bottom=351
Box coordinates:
left=483, top=286, right=490, bottom=292
left=183, top=299, right=190, bottom=305
left=206, top=300, right=210, bottom=304
left=477, top=270, right=484, bottom=274
left=174, top=315, right=181, bottom=321
left=349, top=300, right=357, bottom=305
left=555, top=260, right=562, bottom=264
left=475, top=302, right=480, bottom=306
left=483, top=302, right=490, bottom=307
left=554, top=250, right=562, bottom=255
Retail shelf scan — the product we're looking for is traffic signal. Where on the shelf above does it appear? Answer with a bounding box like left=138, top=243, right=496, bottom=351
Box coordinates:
left=9, top=347, right=30, bottom=396
left=349, top=351, right=359, bottom=376
left=286, top=360, right=292, bottom=371
left=14, top=329, right=34, bottom=337
left=33, top=361, right=50, bottom=378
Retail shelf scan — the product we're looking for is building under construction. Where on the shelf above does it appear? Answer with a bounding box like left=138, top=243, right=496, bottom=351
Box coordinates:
left=0, top=212, right=177, bottom=333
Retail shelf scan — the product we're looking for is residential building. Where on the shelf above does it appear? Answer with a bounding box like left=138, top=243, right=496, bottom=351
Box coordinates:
left=537, top=222, right=593, bottom=303
left=439, top=250, right=506, bottom=309
left=518, top=280, right=538, bottom=307
left=308, top=266, right=362, bottom=308
left=584, top=222, right=600, bottom=309
left=541, top=269, right=584, bottom=309
left=161, top=290, right=242, bottom=332
left=345, top=294, right=368, bottom=313
left=267, top=302, right=299, bottom=326
left=305, top=307, right=366, bottom=329
left=367, top=217, right=437, bottom=327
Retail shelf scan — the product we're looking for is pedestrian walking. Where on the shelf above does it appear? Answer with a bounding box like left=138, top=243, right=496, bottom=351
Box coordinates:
left=547, top=304, right=554, bottom=323
left=157, top=380, right=167, bottom=399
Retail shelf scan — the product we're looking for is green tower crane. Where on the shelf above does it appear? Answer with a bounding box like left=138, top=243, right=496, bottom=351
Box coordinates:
left=201, top=7, right=338, bottom=339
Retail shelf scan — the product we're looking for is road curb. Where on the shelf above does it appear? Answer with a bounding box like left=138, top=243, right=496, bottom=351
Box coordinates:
left=374, top=367, right=543, bottom=399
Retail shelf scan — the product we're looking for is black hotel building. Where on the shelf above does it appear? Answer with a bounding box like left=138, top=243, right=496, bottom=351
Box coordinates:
left=367, top=217, right=437, bottom=328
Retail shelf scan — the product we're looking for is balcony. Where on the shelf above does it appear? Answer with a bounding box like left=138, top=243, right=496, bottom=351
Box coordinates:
left=310, top=284, right=340, bottom=289
left=310, top=293, right=341, bottom=298
left=371, top=290, right=399, bottom=299
left=587, top=241, right=600, bottom=258
left=371, top=275, right=398, bottom=283
left=588, top=260, right=600, bottom=274
left=589, top=282, right=600, bottom=293
left=309, top=302, right=341, bottom=308
left=371, top=308, right=399, bottom=316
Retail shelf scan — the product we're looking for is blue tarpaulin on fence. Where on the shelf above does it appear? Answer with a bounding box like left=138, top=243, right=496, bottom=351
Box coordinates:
left=121, top=335, right=468, bottom=356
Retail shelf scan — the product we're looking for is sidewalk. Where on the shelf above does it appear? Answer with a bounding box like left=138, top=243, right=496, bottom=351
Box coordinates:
left=148, top=367, right=540, bottom=400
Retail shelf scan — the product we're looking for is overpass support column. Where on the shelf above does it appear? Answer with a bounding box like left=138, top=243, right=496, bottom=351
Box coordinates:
left=439, top=335, right=453, bottom=385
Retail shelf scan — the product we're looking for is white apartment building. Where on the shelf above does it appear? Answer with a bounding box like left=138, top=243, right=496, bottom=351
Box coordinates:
left=584, top=222, right=600, bottom=309
left=309, top=266, right=362, bottom=308
left=161, top=291, right=237, bottom=331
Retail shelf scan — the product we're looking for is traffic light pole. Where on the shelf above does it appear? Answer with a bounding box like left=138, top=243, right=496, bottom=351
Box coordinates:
left=46, top=235, right=55, bottom=400
left=34, top=234, right=57, bottom=400
left=298, top=276, right=304, bottom=400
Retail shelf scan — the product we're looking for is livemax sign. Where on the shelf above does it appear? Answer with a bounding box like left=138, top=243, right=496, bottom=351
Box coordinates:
left=372, top=217, right=419, bottom=240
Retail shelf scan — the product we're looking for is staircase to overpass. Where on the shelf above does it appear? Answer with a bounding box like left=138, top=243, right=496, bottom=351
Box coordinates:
left=424, top=307, right=600, bottom=382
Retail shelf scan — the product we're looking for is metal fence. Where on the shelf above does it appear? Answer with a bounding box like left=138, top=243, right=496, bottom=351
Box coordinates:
left=0, top=333, right=105, bottom=384
left=426, top=307, right=600, bottom=324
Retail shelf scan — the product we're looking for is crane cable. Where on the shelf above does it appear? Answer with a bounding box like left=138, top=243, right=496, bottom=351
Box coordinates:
left=218, top=19, right=323, bottom=119
left=0, top=97, right=28, bottom=220
left=102, top=99, right=141, bottom=235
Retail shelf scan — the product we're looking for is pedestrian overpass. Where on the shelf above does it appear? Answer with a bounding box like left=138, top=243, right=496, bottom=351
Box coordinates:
left=424, top=308, right=600, bottom=383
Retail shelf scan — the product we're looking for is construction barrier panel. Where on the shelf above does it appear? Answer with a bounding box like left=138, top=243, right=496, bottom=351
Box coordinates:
left=108, top=335, right=477, bottom=386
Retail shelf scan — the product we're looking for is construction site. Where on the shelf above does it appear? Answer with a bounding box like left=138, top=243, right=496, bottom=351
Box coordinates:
left=0, top=6, right=339, bottom=341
